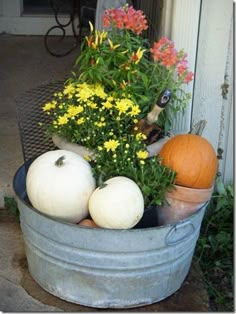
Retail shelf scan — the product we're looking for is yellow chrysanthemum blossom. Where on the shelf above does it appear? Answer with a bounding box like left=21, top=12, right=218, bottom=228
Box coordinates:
left=136, top=150, right=148, bottom=159
left=115, top=98, right=133, bottom=114
left=102, top=100, right=113, bottom=109
left=104, top=139, right=119, bottom=152
left=129, top=105, right=141, bottom=116
left=88, top=101, right=97, bottom=109
left=136, top=132, right=147, bottom=141
left=93, top=84, right=107, bottom=99
left=77, top=117, right=85, bottom=125
left=42, top=101, right=56, bottom=111
left=94, top=121, right=106, bottom=128
left=57, top=115, right=69, bottom=125
left=84, top=155, right=92, bottom=162
left=63, top=84, right=76, bottom=97
left=76, top=83, right=93, bottom=100
left=67, top=105, right=84, bottom=117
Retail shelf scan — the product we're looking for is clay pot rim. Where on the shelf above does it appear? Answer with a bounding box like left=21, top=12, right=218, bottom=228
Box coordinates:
left=167, top=184, right=214, bottom=203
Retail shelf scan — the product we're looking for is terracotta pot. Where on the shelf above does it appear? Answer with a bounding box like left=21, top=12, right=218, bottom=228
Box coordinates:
left=158, top=184, right=213, bottom=225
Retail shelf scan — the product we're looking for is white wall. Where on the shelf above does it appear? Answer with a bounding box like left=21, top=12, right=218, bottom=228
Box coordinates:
left=162, top=0, right=201, bottom=134
left=191, top=0, right=233, bottom=183
left=163, top=0, right=233, bottom=184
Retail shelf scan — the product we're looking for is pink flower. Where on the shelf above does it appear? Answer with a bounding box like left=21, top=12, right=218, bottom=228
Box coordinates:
left=102, top=6, right=148, bottom=35
left=177, top=62, right=188, bottom=75
left=184, top=72, right=194, bottom=83
left=150, top=37, right=178, bottom=67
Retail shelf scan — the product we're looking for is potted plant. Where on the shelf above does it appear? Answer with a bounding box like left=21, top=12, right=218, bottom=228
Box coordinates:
left=40, top=4, right=214, bottom=226
left=13, top=4, right=219, bottom=307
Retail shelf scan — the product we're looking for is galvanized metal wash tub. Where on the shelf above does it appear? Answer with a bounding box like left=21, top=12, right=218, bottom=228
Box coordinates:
left=13, top=162, right=207, bottom=309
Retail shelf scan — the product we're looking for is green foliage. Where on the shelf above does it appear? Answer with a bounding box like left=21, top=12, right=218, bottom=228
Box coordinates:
left=94, top=150, right=176, bottom=207
left=4, top=196, right=19, bottom=221
left=42, top=81, right=176, bottom=208
left=74, top=9, right=194, bottom=131
left=194, top=177, right=234, bottom=311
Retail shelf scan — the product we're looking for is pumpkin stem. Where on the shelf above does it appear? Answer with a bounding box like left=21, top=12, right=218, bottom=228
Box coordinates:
left=189, top=120, right=207, bottom=136
left=55, top=155, right=65, bottom=167
left=99, top=183, right=108, bottom=190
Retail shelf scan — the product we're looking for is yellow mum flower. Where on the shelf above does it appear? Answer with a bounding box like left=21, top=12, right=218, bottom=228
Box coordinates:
left=77, top=117, right=85, bottom=125
left=76, top=83, right=93, bottom=100
left=104, top=139, right=119, bottom=152
left=67, top=105, right=84, bottom=117
left=57, top=115, right=68, bottom=125
left=107, top=96, right=114, bottom=102
left=88, top=101, right=97, bottom=109
left=136, top=150, right=148, bottom=159
left=63, top=84, right=76, bottom=97
left=42, top=101, right=56, bottom=111
left=115, top=98, right=133, bottom=114
left=102, top=100, right=113, bottom=109
left=129, top=105, right=141, bottom=116
left=84, top=155, right=91, bottom=162
left=94, top=121, right=106, bottom=128
left=136, top=132, right=146, bottom=141
left=93, top=84, right=107, bottom=99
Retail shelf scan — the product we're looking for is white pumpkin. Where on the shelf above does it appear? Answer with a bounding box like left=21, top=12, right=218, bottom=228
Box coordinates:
left=89, top=176, right=144, bottom=229
left=26, top=149, right=96, bottom=223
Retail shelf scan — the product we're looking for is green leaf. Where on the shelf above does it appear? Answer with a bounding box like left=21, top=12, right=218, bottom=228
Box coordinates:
left=215, top=176, right=227, bottom=196
left=4, top=196, right=20, bottom=221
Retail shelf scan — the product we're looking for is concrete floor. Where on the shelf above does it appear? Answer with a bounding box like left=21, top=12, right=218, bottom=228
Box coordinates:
left=0, top=34, right=79, bottom=207
left=0, top=35, right=210, bottom=312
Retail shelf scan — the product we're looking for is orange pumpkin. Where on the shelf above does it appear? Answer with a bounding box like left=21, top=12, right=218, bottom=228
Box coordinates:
left=159, top=134, right=218, bottom=189
left=78, top=218, right=98, bottom=228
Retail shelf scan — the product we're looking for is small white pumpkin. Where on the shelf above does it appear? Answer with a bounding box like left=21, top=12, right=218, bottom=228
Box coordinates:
left=26, top=149, right=96, bottom=223
left=89, top=176, right=144, bottom=229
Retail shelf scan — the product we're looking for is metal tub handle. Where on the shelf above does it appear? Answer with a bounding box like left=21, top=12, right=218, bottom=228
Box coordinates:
left=165, top=221, right=195, bottom=246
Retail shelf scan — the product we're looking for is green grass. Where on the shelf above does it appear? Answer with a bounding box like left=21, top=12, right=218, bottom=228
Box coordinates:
left=194, top=177, right=234, bottom=312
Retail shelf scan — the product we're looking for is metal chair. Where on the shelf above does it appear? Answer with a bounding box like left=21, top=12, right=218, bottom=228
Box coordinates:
left=15, top=80, right=64, bottom=163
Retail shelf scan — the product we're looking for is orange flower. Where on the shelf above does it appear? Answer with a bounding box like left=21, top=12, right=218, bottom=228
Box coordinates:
left=103, top=5, right=148, bottom=35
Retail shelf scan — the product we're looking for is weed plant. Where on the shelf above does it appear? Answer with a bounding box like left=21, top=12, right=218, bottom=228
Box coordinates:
left=194, top=176, right=234, bottom=311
